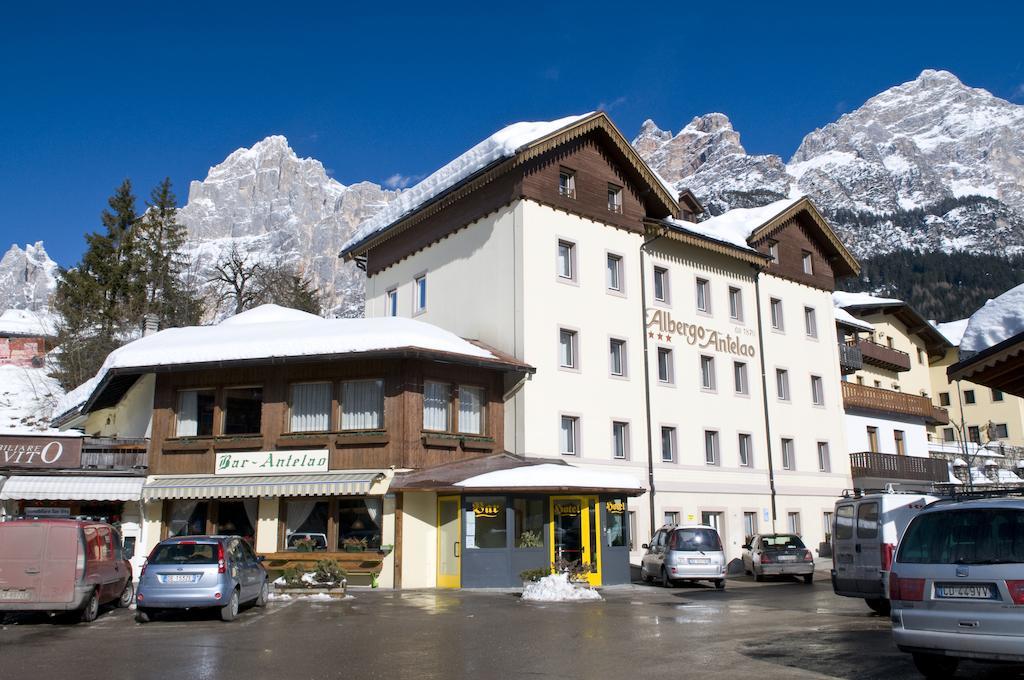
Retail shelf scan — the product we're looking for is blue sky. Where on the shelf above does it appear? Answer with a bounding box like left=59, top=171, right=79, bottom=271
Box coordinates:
left=1, top=0, right=1020, bottom=266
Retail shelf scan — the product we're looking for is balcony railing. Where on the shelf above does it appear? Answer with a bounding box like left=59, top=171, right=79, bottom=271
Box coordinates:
left=842, top=382, right=950, bottom=424
left=850, top=339, right=912, bottom=372
left=849, top=451, right=949, bottom=483
left=80, top=438, right=149, bottom=471
left=838, top=343, right=863, bottom=374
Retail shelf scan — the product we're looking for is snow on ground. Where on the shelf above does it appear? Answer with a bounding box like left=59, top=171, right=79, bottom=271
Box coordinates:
left=0, top=309, right=56, bottom=337
left=521, top=574, right=602, bottom=602
left=0, top=364, right=65, bottom=432
left=960, top=282, right=1024, bottom=353
left=665, top=197, right=803, bottom=252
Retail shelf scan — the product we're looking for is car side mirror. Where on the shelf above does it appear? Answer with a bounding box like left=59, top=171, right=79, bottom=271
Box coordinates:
left=741, top=544, right=750, bottom=550
left=641, top=543, right=649, bottom=550
left=256, top=555, right=265, bottom=563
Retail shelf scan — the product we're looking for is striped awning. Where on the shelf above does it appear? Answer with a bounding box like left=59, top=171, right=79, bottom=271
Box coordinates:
left=142, top=471, right=385, bottom=500
left=0, top=475, right=145, bottom=501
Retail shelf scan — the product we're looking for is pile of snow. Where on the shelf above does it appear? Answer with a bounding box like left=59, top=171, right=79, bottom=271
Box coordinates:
left=343, top=113, right=594, bottom=253
left=456, top=463, right=643, bottom=492
left=932, top=318, right=970, bottom=347
left=960, top=283, right=1024, bottom=353
left=0, top=309, right=56, bottom=337
left=0, top=365, right=65, bottom=432
left=522, top=573, right=602, bottom=602
left=272, top=571, right=345, bottom=588
left=834, top=307, right=875, bottom=332
left=665, top=196, right=803, bottom=252
left=832, top=291, right=903, bottom=309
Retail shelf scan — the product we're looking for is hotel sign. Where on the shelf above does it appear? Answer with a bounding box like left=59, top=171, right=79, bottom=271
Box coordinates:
left=646, top=309, right=757, bottom=358
left=215, top=450, right=329, bottom=475
left=0, top=435, right=82, bottom=469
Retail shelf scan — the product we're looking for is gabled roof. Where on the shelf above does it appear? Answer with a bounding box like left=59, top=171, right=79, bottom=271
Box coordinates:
left=833, top=292, right=952, bottom=353
left=744, top=196, right=860, bottom=278
left=340, top=111, right=681, bottom=259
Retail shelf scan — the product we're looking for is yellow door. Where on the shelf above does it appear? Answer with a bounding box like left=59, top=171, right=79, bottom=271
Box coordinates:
left=437, top=496, right=461, bottom=588
left=550, top=496, right=602, bottom=586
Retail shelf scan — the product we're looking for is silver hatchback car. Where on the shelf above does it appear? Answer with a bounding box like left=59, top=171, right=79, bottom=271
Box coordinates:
left=641, top=524, right=727, bottom=589
left=135, top=535, right=268, bottom=623
left=890, top=498, right=1024, bottom=678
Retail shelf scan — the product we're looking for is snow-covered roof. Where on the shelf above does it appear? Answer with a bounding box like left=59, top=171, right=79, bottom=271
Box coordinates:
left=932, top=318, right=969, bottom=347
left=51, top=373, right=101, bottom=423
left=455, top=463, right=644, bottom=491
left=960, top=282, right=1024, bottom=353
left=832, top=291, right=903, bottom=309
left=997, top=468, right=1023, bottom=484
left=953, top=457, right=967, bottom=466
left=0, top=309, right=56, bottom=337
left=665, top=197, right=804, bottom=252
left=834, top=306, right=875, bottom=332
left=342, top=113, right=595, bottom=253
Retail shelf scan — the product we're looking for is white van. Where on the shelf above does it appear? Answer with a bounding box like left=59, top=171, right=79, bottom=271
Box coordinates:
left=831, top=490, right=939, bottom=614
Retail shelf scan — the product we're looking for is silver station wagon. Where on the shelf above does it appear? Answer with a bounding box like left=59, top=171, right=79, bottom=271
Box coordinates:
left=135, top=535, right=268, bottom=623
left=890, top=498, right=1024, bottom=678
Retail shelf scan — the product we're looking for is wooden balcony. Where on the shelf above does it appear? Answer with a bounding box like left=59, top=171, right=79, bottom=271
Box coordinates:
left=850, top=451, right=949, bottom=483
left=842, top=382, right=950, bottom=424
left=838, top=343, right=863, bottom=375
left=852, top=339, right=912, bottom=372
left=80, top=438, right=149, bottom=471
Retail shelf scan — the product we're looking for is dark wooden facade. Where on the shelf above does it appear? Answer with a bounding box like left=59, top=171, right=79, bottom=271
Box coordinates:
left=148, top=357, right=506, bottom=475
left=751, top=215, right=839, bottom=291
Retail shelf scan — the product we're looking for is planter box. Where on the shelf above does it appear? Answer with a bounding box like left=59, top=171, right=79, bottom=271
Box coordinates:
left=275, top=583, right=348, bottom=597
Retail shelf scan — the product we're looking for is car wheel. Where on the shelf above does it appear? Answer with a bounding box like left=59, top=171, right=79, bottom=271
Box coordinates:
left=661, top=568, right=674, bottom=588
left=135, top=608, right=152, bottom=624
left=220, top=589, right=240, bottom=622
left=865, top=598, right=891, bottom=616
left=255, top=581, right=269, bottom=608
left=640, top=564, right=652, bottom=584
left=754, top=571, right=764, bottom=582
left=79, top=589, right=99, bottom=623
left=715, top=579, right=726, bottom=590
left=116, top=582, right=135, bottom=608
left=803, top=574, right=813, bottom=584
left=911, top=653, right=959, bottom=679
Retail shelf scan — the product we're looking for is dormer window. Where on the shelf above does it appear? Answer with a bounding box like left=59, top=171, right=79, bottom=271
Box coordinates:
left=802, top=250, right=813, bottom=275
left=559, top=169, right=576, bottom=199
left=607, top=184, right=623, bottom=214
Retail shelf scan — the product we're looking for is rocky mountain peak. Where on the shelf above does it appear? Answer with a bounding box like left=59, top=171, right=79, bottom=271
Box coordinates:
left=0, top=242, right=58, bottom=313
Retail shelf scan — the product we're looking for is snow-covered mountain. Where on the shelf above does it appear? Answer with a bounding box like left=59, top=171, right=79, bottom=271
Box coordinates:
left=178, top=135, right=397, bottom=318
left=0, top=242, right=59, bottom=313
left=634, top=69, right=1024, bottom=257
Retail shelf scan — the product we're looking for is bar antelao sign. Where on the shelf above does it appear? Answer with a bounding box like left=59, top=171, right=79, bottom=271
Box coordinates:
left=0, top=435, right=83, bottom=469
left=646, top=309, right=757, bottom=358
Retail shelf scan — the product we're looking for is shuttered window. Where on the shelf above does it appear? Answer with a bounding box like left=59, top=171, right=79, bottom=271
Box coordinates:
left=341, top=379, right=384, bottom=430
left=290, top=382, right=332, bottom=432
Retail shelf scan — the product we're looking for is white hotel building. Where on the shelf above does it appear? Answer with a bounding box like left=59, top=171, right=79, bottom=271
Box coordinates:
left=341, top=112, right=859, bottom=561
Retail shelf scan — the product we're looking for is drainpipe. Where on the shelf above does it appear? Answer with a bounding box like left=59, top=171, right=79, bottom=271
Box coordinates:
left=955, top=379, right=971, bottom=492
left=752, top=266, right=778, bottom=531
left=639, top=229, right=664, bottom=539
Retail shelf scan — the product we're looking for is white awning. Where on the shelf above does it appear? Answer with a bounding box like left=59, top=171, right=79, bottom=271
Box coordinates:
left=0, top=475, right=145, bottom=501
left=142, top=471, right=386, bottom=500
left=455, top=463, right=644, bottom=492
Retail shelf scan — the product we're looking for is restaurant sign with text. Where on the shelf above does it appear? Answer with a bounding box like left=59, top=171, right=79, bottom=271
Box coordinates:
left=646, top=309, right=756, bottom=358
left=215, top=450, right=329, bottom=475
left=0, top=435, right=83, bottom=469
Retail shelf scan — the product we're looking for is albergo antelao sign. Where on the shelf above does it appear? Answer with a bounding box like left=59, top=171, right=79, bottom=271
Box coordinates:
left=0, top=435, right=83, bottom=469
left=215, top=450, right=329, bottom=475
left=646, top=309, right=757, bottom=358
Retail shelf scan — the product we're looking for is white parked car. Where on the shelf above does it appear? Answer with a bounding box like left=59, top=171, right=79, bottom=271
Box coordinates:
left=640, top=524, right=726, bottom=589
left=742, top=533, right=815, bottom=583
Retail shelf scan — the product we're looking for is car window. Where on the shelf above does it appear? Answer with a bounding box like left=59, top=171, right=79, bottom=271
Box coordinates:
left=149, top=542, right=218, bottom=564
left=670, top=528, right=722, bottom=551
left=228, top=540, right=245, bottom=564
left=856, top=502, right=879, bottom=539
left=83, top=527, right=101, bottom=561
left=240, top=541, right=258, bottom=562
left=96, top=527, right=113, bottom=560
left=898, top=508, right=1024, bottom=565
left=760, top=534, right=805, bottom=550
left=835, top=504, right=854, bottom=540
left=650, top=530, right=662, bottom=549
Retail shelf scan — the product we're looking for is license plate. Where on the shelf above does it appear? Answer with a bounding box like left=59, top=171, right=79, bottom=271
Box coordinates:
left=936, top=584, right=994, bottom=599
left=163, top=574, right=196, bottom=584
left=778, top=555, right=797, bottom=562
left=0, top=590, right=31, bottom=601
left=688, top=558, right=711, bottom=565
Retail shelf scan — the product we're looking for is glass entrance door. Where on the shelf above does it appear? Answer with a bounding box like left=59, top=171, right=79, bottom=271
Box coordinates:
left=437, top=496, right=461, bottom=588
left=550, top=496, right=601, bottom=586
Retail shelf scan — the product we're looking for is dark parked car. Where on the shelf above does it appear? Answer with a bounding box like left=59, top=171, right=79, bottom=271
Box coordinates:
left=742, top=533, right=815, bottom=583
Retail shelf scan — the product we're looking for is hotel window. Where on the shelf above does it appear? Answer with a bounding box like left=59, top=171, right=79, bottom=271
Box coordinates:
left=856, top=376, right=864, bottom=385
left=738, top=433, right=753, bottom=467
left=558, top=169, right=576, bottom=198
left=729, top=287, right=743, bottom=321
left=700, top=355, right=716, bottom=390
left=556, top=240, right=576, bottom=280
left=341, top=379, right=384, bottom=430
left=788, top=511, right=802, bottom=536
left=664, top=511, right=680, bottom=526
left=606, top=253, right=623, bottom=292
left=768, top=242, right=779, bottom=263
left=289, top=382, right=332, bottom=433
left=609, top=338, right=627, bottom=377
left=823, top=512, right=834, bottom=539
left=414, top=274, right=427, bottom=313
left=968, top=425, right=981, bottom=443
left=704, top=430, right=719, bottom=465
left=223, top=387, right=263, bottom=435
left=917, top=348, right=925, bottom=365
left=817, top=442, right=831, bottom=472
left=628, top=511, right=638, bottom=550
left=653, top=266, right=669, bottom=302
left=559, top=328, right=578, bottom=369
left=607, top=184, right=623, bottom=214
left=560, top=415, right=580, bottom=455
left=866, top=426, right=879, bottom=451
left=176, top=389, right=215, bottom=437
left=658, top=347, right=674, bottom=384
left=994, top=423, right=1009, bottom=439
left=696, top=278, right=710, bottom=313
left=743, top=512, right=758, bottom=541
left=874, top=380, right=882, bottom=388
left=964, top=389, right=976, bottom=404
left=811, top=375, right=824, bottom=406
left=804, top=307, right=817, bottom=338
left=886, top=336, right=894, bottom=349
left=386, top=288, right=398, bottom=317
left=894, top=429, right=905, bottom=455
left=734, top=361, right=748, bottom=395
left=992, top=389, right=1004, bottom=402
left=422, top=381, right=450, bottom=431
left=801, top=251, right=813, bottom=275
left=942, top=427, right=955, bottom=442
left=458, top=385, right=485, bottom=435
left=770, top=298, right=784, bottom=330
left=781, top=438, right=795, bottom=470
left=776, top=368, right=790, bottom=401
left=661, top=426, right=676, bottom=463
left=611, top=421, right=629, bottom=460
left=939, top=392, right=950, bottom=406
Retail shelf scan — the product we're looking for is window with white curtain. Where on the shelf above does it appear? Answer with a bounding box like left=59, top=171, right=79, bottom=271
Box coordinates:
left=341, top=379, right=384, bottom=430
left=423, top=381, right=450, bottom=431
left=290, top=382, right=332, bottom=432
left=458, top=385, right=484, bottom=435
left=176, top=389, right=215, bottom=437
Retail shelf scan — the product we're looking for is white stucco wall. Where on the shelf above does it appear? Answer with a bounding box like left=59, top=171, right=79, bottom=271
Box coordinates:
left=83, top=373, right=155, bottom=439
left=400, top=492, right=437, bottom=589
left=844, top=411, right=929, bottom=458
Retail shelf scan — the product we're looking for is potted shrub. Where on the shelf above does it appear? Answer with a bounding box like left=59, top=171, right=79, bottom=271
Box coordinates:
left=342, top=536, right=368, bottom=553
left=516, top=530, right=543, bottom=548
left=519, top=567, right=550, bottom=586
left=293, top=537, right=317, bottom=553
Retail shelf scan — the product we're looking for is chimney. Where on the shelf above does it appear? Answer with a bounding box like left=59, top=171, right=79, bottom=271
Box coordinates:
left=143, top=314, right=160, bottom=337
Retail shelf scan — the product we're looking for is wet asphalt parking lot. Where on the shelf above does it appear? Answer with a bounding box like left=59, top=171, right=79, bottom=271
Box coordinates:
left=2, top=572, right=1022, bottom=680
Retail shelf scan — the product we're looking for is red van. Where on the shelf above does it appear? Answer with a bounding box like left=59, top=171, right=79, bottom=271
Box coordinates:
left=0, top=519, right=134, bottom=622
